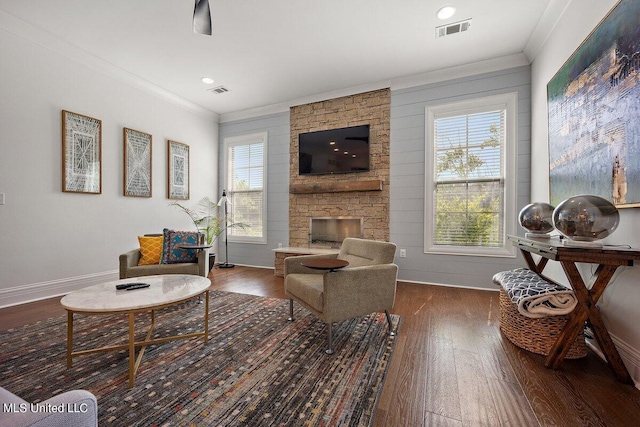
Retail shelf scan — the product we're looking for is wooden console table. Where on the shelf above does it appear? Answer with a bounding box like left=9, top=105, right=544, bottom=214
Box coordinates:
left=508, top=235, right=640, bottom=384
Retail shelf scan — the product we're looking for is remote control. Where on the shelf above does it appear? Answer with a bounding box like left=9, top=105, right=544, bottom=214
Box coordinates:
left=125, top=283, right=150, bottom=291
left=116, top=282, right=149, bottom=290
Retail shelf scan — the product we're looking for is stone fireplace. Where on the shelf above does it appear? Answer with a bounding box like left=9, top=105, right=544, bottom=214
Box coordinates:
left=273, top=89, right=390, bottom=276
left=288, top=89, right=391, bottom=248
left=309, top=217, right=363, bottom=248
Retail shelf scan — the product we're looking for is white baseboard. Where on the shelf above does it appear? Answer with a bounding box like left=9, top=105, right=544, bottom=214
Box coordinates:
left=396, top=278, right=499, bottom=292
left=5, top=267, right=640, bottom=389
left=402, top=278, right=640, bottom=388
left=0, top=270, right=119, bottom=308
left=216, top=263, right=274, bottom=270
left=0, top=266, right=274, bottom=309
left=587, top=334, right=640, bottom=390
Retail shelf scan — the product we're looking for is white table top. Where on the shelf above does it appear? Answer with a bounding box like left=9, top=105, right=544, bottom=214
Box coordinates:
left=60, top=275, right=211, bottom=313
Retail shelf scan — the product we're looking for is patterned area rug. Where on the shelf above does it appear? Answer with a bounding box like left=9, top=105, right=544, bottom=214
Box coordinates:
left=0, top=290, right=400, bottom=426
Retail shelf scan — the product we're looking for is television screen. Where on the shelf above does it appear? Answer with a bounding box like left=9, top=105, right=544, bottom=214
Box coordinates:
left=298, top=124, right=370, bottom=175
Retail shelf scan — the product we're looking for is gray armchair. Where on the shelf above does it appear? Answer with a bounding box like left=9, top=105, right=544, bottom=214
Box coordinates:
left=119, top=248, right=208, bottom=279
left=0, top=386, right=97, bottom=427
left=284, top=238, right=398, bottom=354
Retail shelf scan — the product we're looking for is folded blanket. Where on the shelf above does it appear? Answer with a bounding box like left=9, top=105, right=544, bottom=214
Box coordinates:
left=492, top=268, right=577, bottom=319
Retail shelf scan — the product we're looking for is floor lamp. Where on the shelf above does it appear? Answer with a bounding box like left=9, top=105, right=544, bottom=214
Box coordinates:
left=217, top=190, right=234, bottom=269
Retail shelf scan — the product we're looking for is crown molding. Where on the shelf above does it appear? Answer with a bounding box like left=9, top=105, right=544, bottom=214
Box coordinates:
left=390, top=53, right=530, bottom=91
left=218, top=80, right=391, bottom=123
left=219, top=53, right=529, bottom=123
left=523, top=0, right=573, bottom=62
left=1, top=7, right=530, bottom=126
left=0, top=10, right=219, bottom=122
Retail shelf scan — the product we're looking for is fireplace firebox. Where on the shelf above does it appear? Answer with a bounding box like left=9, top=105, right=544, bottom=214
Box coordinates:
left=309, top=217, right=363, bottom=248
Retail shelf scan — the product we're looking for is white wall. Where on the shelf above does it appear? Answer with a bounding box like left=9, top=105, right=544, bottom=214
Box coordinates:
left=218, top=112, right=290, bottom=267
left=0, top=28, right=218, bottom=306
left=531, top=0, right=640, bottom=381
left=218, top=67, right=533, bottom=287
left=390, top=66, right=532, bottom=289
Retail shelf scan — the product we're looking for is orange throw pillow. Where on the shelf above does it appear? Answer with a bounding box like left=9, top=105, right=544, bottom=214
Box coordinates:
left=137, top=235, right=164, bottom=265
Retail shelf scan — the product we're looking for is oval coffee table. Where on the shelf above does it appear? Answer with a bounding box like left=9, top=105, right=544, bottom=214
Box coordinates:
left=61, top=274, right=211, bottom=388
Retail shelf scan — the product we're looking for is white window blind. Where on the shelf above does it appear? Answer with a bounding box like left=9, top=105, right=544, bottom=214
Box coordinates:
left=225, top=132, right=267, bottom=243
left=425, top=93, right=517, bottom=257
left=434, top=111, right=504, bottom=247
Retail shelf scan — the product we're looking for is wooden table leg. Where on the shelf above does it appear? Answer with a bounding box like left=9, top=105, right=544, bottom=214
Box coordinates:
left=66, top=310, right=73, bottom=368
left=574, top=263, right=632, bottom=384
left=544, top=303, right=588, bottom=368
left=544, top=262, right=606, bottom=369
left=545, top=262, right=633, bottom=384
left=521, top=250, right=549, bottom=274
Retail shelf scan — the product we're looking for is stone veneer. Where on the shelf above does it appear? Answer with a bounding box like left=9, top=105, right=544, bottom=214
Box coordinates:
left=289, top=88, right=391, bottom=247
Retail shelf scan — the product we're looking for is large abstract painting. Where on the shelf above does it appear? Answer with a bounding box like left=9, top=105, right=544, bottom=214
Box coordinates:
left=62, top=110, right=102, bottom=194
left=167, top=140, right=189, bottom=200
left=124, top=128, right=152, bottom=197
left=547, top=0, right=640, bottom=208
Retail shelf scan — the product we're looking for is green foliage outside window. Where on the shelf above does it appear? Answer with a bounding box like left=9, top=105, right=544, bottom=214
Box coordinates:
left=229, top=180, right=263, bottom=238
left=435, top=185, right=502, bottom=246
left=434, top=118, right=503, bottom=247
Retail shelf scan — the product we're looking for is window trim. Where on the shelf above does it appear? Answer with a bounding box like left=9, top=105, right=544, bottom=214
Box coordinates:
left=424, top=93, right=517, bottom=257
left=223, top=131, right=268, bottom=245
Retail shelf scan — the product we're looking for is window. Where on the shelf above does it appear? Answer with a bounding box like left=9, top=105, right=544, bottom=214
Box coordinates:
left=425, top=93, right=517, bottom=257
left=224, top=132, right=268, bottom=244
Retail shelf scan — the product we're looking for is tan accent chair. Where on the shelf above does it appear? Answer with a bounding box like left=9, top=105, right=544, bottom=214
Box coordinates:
left=284, top=238, right=398, bottom=354
left=119, top=249, right=208, bottom=279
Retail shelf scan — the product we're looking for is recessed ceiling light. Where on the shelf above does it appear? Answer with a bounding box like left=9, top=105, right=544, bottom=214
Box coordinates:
left=437, top=6, right=456, bottom=20
left=201, top=77, right=215, bottom=84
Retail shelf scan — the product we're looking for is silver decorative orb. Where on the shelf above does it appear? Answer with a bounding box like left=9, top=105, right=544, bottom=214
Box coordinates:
left=519, top=202, right=555, bottom=234
left=552, top=195, right=619, bottom=241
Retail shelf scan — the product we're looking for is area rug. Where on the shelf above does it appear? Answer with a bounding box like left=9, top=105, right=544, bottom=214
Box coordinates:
left=0, top=290, right=400, bottom=426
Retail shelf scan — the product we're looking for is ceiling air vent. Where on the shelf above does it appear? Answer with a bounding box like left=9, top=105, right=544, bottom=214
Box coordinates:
left=436, top=19, right=472, bottom=38
left=207, top=85, right=229, bottom=94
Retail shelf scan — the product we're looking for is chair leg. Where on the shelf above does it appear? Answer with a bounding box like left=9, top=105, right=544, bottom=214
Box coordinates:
left=385, top=310, right=396, bottom=336
left=325, top=322, right=334, bottom=355
left=288, top=299, right=294, bottom=321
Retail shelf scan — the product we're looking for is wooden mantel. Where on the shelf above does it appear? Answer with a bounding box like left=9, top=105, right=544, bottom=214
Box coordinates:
left=289, top=179, right=382, bottom=194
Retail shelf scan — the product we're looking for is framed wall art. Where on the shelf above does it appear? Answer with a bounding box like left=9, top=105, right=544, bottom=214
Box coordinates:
left=124, top=128, right=152, bottom=197
left=62, top=110, right=102, bottom=194
left=547, top=0, right=640, bottom=208
left=167, top=140, right=190, bottom=200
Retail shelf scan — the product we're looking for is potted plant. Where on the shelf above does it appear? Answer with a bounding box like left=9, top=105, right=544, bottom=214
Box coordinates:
left=170, top=197, right=246, bottom=269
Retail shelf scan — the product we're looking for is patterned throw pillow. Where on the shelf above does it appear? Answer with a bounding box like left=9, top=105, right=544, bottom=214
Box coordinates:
left=160, top=228, right=199, bottom=264
left=137, top=235, right=164, bottom=265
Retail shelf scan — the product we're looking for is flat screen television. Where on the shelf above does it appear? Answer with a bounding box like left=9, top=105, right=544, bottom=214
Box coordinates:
left=298, top=124, right=370, bottom=175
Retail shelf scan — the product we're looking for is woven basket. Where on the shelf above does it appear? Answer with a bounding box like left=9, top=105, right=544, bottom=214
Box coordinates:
left=499, top=288, right=587, bottom=359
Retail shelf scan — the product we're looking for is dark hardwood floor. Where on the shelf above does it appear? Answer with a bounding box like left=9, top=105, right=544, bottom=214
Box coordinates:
left=2, top=266, right=640, bottom=426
